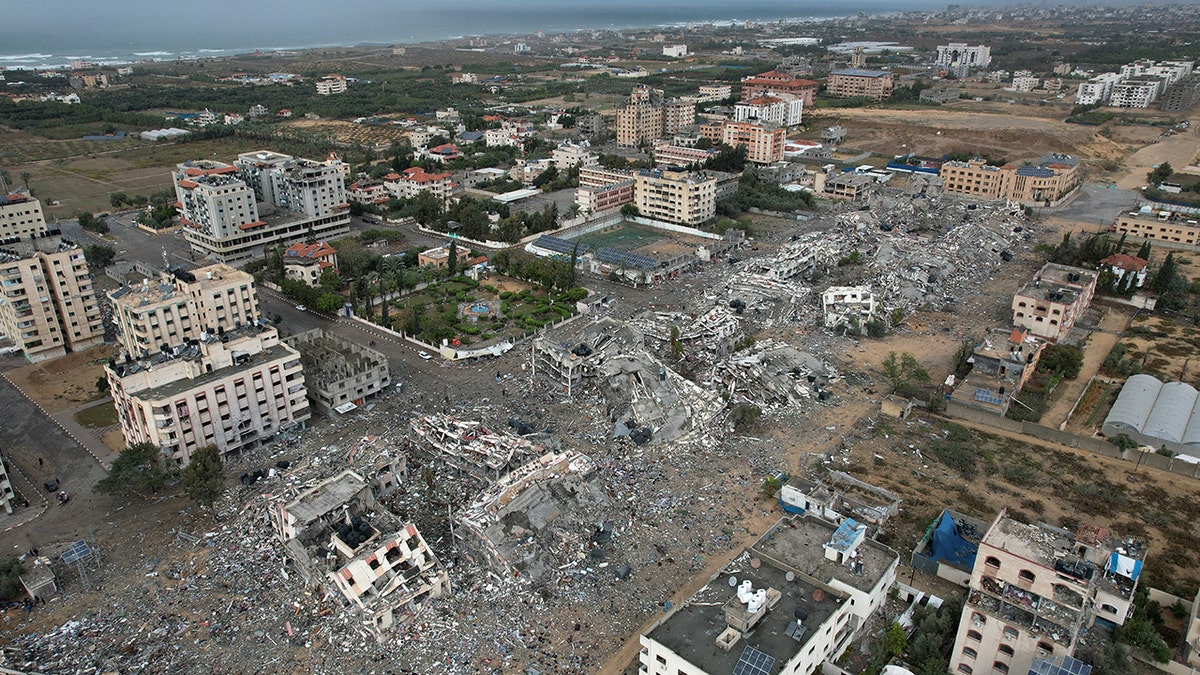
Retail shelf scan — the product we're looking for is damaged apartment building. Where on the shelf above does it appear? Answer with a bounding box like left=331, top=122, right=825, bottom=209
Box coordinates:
left=950, top=509, right=1147, bottom=675
left=270, top=470, right=450, bottom=641
left=531, top=317, right=723, bottom=445
left=408, top=413, right=541, bottom=480
left=284, top=329, right=390, bottom=416
left=455, top=450, right=610, bottom=583
left=710, top=339, right=836, bottom=409
left=639, top=514, right=900, bottom=675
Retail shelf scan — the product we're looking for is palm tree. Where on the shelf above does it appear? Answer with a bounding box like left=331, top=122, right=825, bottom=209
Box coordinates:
left=380, top=255, right=404, bottom=297
left=0, top=169, right=10, bottom=193
left=19, top=171, right=32, bottom=191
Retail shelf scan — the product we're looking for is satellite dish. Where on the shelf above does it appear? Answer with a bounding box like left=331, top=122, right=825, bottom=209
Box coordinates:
left=786, top=571, right=796, bottom=582
left=750, top=558, right=761, bottom=569
left=728, top=576, right=738, bottom=587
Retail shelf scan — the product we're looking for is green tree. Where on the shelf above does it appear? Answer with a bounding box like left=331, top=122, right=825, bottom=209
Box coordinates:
left=1147, top=162, right=1173, bottom=185
left=882, top=351, right=930, bottom=395
left=620, top=203, right=639, bottom=219
left=1038, top=344, right=1084, bottom=379
left=316, top=292, right=344, bottom=313
left=1110, top=433, right=1139, bottom=456
left=0, top=557, right=24, bottom=602
left=96, top=442, right=175, bottom=498
left=109, top=192, right=129, bottom=208
left=1090, top=642, right=1132, bottom=675
left=19, top=171, right=31, bottom=191
left=1137, top=241, right=1151, bottom=260
left=1151, top=251, right=1177, bottom=294
left=728, top=403, right=762, bottom=430
left=883, top=621, right=907, bottom=657
left=669, top=325, right=683, bottom=359
left=412, top=190, right=443, bottom=226
left=181, top=444, right=224, bottom=512
left=447, top=238, right=458, bottom=277
left=83, top=244, right=116, bottom=271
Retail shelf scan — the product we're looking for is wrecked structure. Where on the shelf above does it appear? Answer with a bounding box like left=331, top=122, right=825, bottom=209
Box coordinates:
left=455, top=451, right=609, bottom=583
left=709, top=339, right=835, bottom=409
left=821, top=286, right=878, bottom=331
left=632, top=306, right=743, bottom=357
left=408, top=413, right=541, bottom=479
left=532, top=317, right=724, bottom=444
left=270, top=470, right=450, bottom=641
left=639, top=515, right=899, bottom=675
left=778, top=470, right=900, bottom=527
left=284, top=329, right=390, bottom=417
left=911, top=508, right=988, bottom=587
left=951, top=328, right=1046, bottom=416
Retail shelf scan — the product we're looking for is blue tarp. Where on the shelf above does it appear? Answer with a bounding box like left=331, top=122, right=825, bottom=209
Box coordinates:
left=930, top=512, right=978, bottom=568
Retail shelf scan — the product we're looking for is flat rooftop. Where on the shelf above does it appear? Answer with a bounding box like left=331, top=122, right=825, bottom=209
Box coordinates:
left=286, top=471, right=367, bottom=527
left=128, top=341, right=294, bottom=401
left=753, top=516, right=898, bottom=593
left=647, top=550, right=841, bottom=675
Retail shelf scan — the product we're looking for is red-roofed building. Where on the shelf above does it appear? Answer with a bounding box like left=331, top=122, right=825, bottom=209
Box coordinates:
left=740, top=70, right=818, bottom=107
left=284, top=241, right=339, bottom=286
left=383, top=167, right=457, bottom=202
left=347, top=179, right=391, bottom=207
left=424, top=143, right=461, bottom=163
left=1100, top=253, right=1149, bottom=288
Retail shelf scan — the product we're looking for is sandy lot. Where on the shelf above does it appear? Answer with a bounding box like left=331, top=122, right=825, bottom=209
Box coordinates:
left=6, top=346, right=116, bottom=414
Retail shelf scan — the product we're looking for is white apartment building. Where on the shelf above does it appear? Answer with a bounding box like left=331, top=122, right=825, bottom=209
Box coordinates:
left=1121, top=59, right=1193, bottom=86
left=640, top=515, right=899, bottom=675
left=284, top=329, right=390, bottom=417
left=1011, top=76, right=1040, bottom=92
left=1011, top=262, right=1098, bottom=341
left=551, top=140, right=599, bottom=170
left=1074, top=72, right=1124, bottom=105
left=936, top=43, right=992, bottom=69
left=174, top=152, right=351, bottom=263
left=950, top=510, right=1145, bottom=675
left=734, top=95, right=804, bottom=127
left=383, top=167, right=456, bottom=203
left=315, top=74, right=347, bottom=95
left=653, top=144, right=717, bottom=167
left=0, top=453, right=14, bottom=514
left=0, top=194, right=103, bottom=362
left=1109, top=80, right=1162, bottom=108
left=662, top=44, right=688, bottom=58
left=634, top=169, right=716, bottom=226
left=108, top=263, right=259, bottom=358
left=106, top=324, right=310, bottom=465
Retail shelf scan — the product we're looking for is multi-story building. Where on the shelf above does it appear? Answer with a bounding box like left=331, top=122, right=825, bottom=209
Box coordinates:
left=284, top=329, right=389, bottom=416
left=106, top=323, right=310, bottom=465
left=575, top=167, right=636, bottom=214
left=697, top=84, right=732, bottom=102
left=653, top=143, right=717, bottom=167
left=108, top=263, right=259, bottom=358
left=283, top=242, right=338, bottom=287
left=1074, top=73, right=1124, bottom=106
left=0, top=452, right=15, bottom=514
left=315, top=74, right=347, bottom=95
left=550, top=140, right=599, bottom=170
left=826, top=69, right=894, bottom=100
left=1161, top=74, right=1200, bottom=112
left=935, top=43, right=992, bottom=70
left=615, top=85, right=695, bottom=147
left=0, top=195, right=103, bottom=363
left=1121, top=59, right=1193, bottom=87
left=346, top=179, right=391, bottom=208
left=0, top=189, right=47, bottom=240
left=734, top=95, right=804, bottom=127
left=939, top=154, right=1082, bottom=207
left=417, top=244, right=473, bottom=270
left=634, top=168, right=716, bottom=226
left=383, top=167, right=456, bottom=203
left=174, top=154, right=351, bottom=263
left=1113, top=208, right=1200, bottom=246
left=740, top=70, right=819, bottom=107
left=639, top=515, right=899, bottom=675
left=1011, top=262, right=1098, bottom=341
left=662, top=44, right=688, bottom=58
left=1109, top=80, right=1163, bottom=108
left=1011, top=76, right=1040, bottom=92
left=822, top=286, right=878, bottom=330
left=950, top=510, right=1145, bottom=675
left=718, top=121, right=786, bottom=165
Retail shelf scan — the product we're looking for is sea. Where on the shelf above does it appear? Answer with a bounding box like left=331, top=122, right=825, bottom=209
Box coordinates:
left=0, top=0, right=949, bottom=71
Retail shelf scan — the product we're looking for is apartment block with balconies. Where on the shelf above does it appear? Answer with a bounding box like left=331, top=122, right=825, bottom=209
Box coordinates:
left=634, top=169, right=716, bottom=226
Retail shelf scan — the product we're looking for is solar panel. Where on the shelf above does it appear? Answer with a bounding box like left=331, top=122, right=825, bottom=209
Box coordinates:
left=533, top=235, right=590, bottom=256
left=595, top=247, right=659, bottom=271
left=732, top=646, right=776, bottom=675
left=974, top=388, right=1004, bottom=406
left=61, top=540, right=93, bottom=565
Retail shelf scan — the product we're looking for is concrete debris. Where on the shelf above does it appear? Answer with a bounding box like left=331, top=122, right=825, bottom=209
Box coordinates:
left=708, top=339, right=837, bottom=410
left=409, top=413, right=542, bottom=479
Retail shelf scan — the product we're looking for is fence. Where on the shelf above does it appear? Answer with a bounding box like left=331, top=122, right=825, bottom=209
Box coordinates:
left=944, top=399, right=1200, bottom=479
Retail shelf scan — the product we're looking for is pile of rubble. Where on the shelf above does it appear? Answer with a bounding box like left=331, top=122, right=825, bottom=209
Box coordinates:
left=408, top=413, right=542, bottom=479
left=707, top=338, right=838, bottom=410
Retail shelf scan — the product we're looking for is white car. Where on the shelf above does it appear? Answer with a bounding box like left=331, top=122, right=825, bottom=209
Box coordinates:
left=418, top=351, right=433, bottom=361
left=295, top=304, right=307, bottom=312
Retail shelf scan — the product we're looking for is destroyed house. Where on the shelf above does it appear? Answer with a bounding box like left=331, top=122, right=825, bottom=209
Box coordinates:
left=640, top=515, right=899, bottom=675
left=950, top=510, right=1146, bottom=675
left=911, top=508, right=988, bottom=587
left=778, top=471, right=899, bottom=527
left=409, top=413, right=539, bottom=478
left=1012, top=263, right=1097, bottom=341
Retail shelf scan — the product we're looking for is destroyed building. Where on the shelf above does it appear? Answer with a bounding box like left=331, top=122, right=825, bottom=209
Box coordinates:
left=911, top=508, right=989, bottom=587
left=1012, top=262, right=1098, bottom=342
left=284, top=329, right=390, bottom=417
left=821, top=286, right=878, bottom=331
left=951, top=328, right=1046, bottom=416
left=639, top=515, right=900, bottom=675
left=532, top=317, right=724, bottom=444
left=456, top=451, right=609, bottom=583
left=270, top=470, right=450, bottom=641
left=408, top=413, right=541, bottom=480
left=632, top=306, right=743, bottom=357
left=950, top=509, right=1146, bottom=675
left=710, top=339, right=835, bottom=409
left=778, top=471, right=900, bottom=527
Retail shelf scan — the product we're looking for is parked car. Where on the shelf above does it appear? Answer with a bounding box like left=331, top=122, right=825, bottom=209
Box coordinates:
left=418, top=351, right=433, bottom=360
left=295, top=304, right=307, bottom=311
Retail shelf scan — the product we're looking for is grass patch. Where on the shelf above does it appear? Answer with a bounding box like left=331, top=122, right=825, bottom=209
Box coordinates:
left=73, top=401, right=118, bottom=429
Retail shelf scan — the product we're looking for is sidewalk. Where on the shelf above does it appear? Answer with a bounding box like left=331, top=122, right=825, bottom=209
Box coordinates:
left=52, top=400, right=121, bottom=467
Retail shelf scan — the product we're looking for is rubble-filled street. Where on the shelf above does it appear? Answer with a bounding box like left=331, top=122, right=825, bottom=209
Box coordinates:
left=1, top=183, right=1050, bottom=674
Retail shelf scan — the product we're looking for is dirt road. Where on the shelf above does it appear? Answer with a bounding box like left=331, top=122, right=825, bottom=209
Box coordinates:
left=1114, top=115, right=1200, bottom=189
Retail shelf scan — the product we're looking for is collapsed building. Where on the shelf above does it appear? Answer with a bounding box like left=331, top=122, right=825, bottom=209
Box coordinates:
left=455, top=451, right=610, bottom=583
left=532, top=317, right=724, bottom=444
left=709, top=339, right=836, bottom=409
left=270, top=470, right=450, bottom=641
left=408, top=413, right=542, bottom=480
left=284, top=329, right=390, bottom=417
left=631, top=306, right=743, bottom=358
left=778, top=470, right=900, bottom=527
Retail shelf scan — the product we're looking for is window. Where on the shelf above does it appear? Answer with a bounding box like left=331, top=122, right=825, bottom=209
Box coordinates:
left=958, top=665, right=973, bottom=674
left=998, top=645, right=1014, bottom=657
left=993, top=663, right=1008, bottom=674
left=967, top=630, right=983, bottom=642
left=984, top=556, right=1001, bottom=569
left=1037, top=642, right=1053, bottom=656
left=1003, top=627, right=1018, bottom=641
left=962, top=647, right=978, bottom=659
left=656, top=655, right=667, bottom=666
left=1100, top=603, right=1118, bottom=614
left=1018, top=570, right=1036, bottom=584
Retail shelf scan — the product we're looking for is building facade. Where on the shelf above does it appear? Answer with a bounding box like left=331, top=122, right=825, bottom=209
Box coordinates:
left=634, top=169, right=717, bottom=226
left=175, top=153, right=351, bottom=263
left=653, top=144, right=717, bottom=167
left=315, top=74, right=347, bottom=95
left=734, top=95, right=804, bottom=127
left=108, top=263, right=259, bottom=358
left=1113, top=209, right=1200, bottom=246
left=719, top=121, right=786, bottom=164
left=106, top=325, right=310, bottom=465
left=950, top=510, right=1144, bottom=675
left=575, top=167, right=636, bottom=213
left=284, top=329, right=389, bottom=416
left=1011, top=263, right=1098, bottom=341
left=283, top=242, right=338, bottom=287
left=936, top=43, right=992, bottom=69
left=939, top=154, right=1082, bottom=207
left=615, top=85, right=695, bottom=147
left=826, top=70, right=894, bottom=100
left=740, top=70, right=818, bottom=107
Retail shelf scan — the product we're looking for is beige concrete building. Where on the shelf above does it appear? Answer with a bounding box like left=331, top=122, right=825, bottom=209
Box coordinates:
left=174, top=153, right=351, bottom=263
left=282, top=242, right=338, bottom=287
left=1011, top=262, right=1097, bottom=341
left=826, top=69, right=894, bottom=100
left=940, top=154, right=1082, bottom=207
left=284, top=329, right=389, bottom=417
left=575, top=167, right=636, bottom=214
left=418, top=244, right=472, bottom=270
left=0, top=195, right=104, bottom=362
left=718, top=121, right=786, bottom=164
left=1113, top=208, right=1200, bottom=246
left=106, top=324, right=309, bottom=465
left=315, top=74, right=347, bottom=95
left=950, top=510, right=1144, bottom=675
left=109, top=263, right=259, bottom=358
left=0, top=453, right=15, bottom=514
left=639, top=515, right=899, bottom=675
left=382, top=167, right=456, bottom=203
left=634, top=169, right=717, bottom=226
left=616, top=85, right=695, bottom=147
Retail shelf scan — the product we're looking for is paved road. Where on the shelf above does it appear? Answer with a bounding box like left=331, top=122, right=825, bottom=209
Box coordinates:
left=1043, top=183, right=1141, bottom=229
